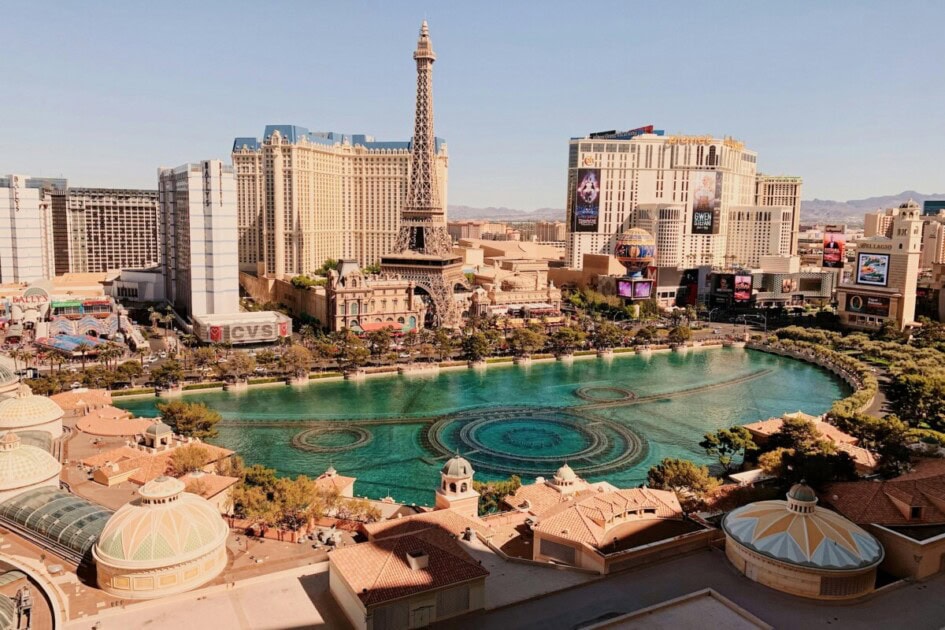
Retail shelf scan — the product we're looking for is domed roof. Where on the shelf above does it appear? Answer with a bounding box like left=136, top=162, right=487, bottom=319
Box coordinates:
left=0, top=384, right=64, bottom=429
left=441, top=455, right=473, bottom=478
left=0, top=432, right=61, bottom=491
left=94, top=475, right=228, bottom=567
left=787, top=482, right=817, bottom=503
left=501, top=276, right=530, bottom=291
left=723, top=489, right=883, bottom=571
left=146, top=421, right=172, bottom=436
left=555, top=463, right=577, bottom=482
left=0, top=356, right=17, bottom=388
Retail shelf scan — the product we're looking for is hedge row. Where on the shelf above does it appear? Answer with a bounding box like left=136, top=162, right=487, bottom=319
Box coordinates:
left=183, top=381, right=225, bottom=391
left=111, top=387, right=156, bottom=397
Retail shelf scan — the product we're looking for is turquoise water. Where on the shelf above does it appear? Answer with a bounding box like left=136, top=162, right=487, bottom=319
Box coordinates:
left=115, top=348, right=847, bottom=506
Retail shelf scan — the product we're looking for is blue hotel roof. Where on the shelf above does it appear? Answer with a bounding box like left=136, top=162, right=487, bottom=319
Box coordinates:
left=233, top=125, right=444, bottom=153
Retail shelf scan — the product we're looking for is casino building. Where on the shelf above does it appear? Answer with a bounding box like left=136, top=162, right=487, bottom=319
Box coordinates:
left=837, top=200, right=922, bottom=331
left=564, top=127, right=801, bottom=273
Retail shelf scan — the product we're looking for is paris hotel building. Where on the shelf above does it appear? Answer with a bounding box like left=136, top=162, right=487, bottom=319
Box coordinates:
left=232, top=125, right=448, bottom=277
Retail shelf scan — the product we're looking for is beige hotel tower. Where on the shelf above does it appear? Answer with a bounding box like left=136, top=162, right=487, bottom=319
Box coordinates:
left=232, top=131, right=447, bottom=276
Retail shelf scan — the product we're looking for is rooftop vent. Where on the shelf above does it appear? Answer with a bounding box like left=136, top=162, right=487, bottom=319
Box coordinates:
left=406, top=550, right=429, bottom=571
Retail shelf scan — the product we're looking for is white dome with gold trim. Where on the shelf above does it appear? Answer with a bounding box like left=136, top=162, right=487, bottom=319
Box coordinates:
left=94, top=476, right=227, bottom=566
left=0, top=432, right=61, bottom=500
left=0, top=384, right=64, bottom=436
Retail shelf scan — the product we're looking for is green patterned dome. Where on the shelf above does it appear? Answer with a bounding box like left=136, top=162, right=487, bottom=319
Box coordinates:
left=94, top=476, right=228, bottom=567
left=0, top=432, right=61, bottom=492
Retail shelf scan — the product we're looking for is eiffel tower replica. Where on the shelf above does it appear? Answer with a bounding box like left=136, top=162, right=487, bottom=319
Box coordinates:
left=381, top=21, right=466, bottom=328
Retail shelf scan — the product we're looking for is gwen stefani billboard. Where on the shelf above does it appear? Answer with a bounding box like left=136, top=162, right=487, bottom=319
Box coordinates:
left=691, top=171, right=722, bottom=235
left=572, top=169, right=602, bottom=233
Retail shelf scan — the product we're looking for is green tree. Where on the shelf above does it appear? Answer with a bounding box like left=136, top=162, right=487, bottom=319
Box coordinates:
left=156, top=400, right=222, bottom=438
left=508, top=327, right=546, bottom=357
left=169, top=444, right=210, bottom=475
left=768, top=416, right=835, bottom=454
left=367, top=328, right=393, bottom=360
left=282, top=344, right=313, bottom=377
left=223, top=352, right=256, bottom=381
left=667, top=325, right=692, bottom=345
left=362, top=263, right=381, bottom=275
left=634, top=326, right=657, bottom=344
left=550, top=326, right=586, bottom=356
left=699, top=427, right=758, bottom=473
left=316, top=258, right=339, bottom=275
left=647, top=458, right=719, bottom=497
left=473, top=475, right=522, bottom=515
left=433, top=329, right=455, bottom=361
left=150, top=360, right=184, bottom=389
left=592, top=322, right=623, bottom=349
left=462, top=331, right=492, bottom=361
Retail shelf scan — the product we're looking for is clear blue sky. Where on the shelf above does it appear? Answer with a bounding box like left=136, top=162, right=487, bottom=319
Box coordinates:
left=2, top=1, right=943, bottom=209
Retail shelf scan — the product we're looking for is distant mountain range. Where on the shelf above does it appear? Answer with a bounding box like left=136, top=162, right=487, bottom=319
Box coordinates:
left=800, top=191, right=943, bottom=227
left=449, top=191, right=945, bottom=228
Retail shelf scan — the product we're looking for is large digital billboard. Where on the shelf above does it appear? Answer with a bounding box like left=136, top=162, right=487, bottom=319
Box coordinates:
left=617, top=280, right=634, bottom=298
left=691, top=171, right=722, bottom=235
left=633, top=279, right=654, bottom=300
left=846, top=294, right=890, bottom=317
left=713, top=273, right=734, bottom=294
left=822, top=228, right=846, bottom=268
left=617, top=279, right=654, bottom=300
left=572, top=169, right=601, bottom=232
left=734, top=275, right=752, bottom=302
left=856, top=253, right=890, bottom=286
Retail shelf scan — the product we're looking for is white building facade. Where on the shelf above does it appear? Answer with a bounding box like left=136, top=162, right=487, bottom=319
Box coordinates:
left=158, top=161, right=239, bottom=319
left=0, top=175, right=56, bottom=284
left=564, top=129, right=802, bottom=273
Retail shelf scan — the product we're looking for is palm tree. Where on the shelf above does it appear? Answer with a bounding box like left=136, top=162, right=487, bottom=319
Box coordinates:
left=74, top=342, right=91, bottom=371
left=161, top=311, right=174, bottom=343
left=8, top=349, right=22, bottom=372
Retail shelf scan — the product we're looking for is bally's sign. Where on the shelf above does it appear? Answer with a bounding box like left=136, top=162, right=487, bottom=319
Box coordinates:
left=206, top=320, right=290, bottom=344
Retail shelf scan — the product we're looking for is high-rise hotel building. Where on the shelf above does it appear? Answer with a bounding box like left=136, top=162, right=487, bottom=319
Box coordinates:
left=158, top=160, right=239, bottom=318
left=565, top=128, right=800, bottom=271
left=0, top=175, right=57, bottom=284
left=232, top=126, right=448, bottom=277
left=55, top=188, right=161, bottom=274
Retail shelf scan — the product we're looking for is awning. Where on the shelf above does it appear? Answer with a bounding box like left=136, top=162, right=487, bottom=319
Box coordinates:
left=360, top=322, right=401, bottom=332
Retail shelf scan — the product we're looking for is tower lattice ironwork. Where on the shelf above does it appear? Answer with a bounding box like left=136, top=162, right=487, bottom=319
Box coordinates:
left=383, top=21, right=466, bottom=327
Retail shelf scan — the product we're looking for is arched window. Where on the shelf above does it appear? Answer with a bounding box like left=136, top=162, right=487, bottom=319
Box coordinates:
left=460, top=483, right=467, bottom=492
left=442, top=481, right=447, bottom=491
left=708, top=145, right=717, bottom=166
left=450, top=482, right=457, bottom=493
left=350, top=302, right=359, bottom=316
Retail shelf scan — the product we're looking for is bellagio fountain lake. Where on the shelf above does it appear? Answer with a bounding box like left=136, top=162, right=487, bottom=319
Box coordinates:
left=116, top=347, right=847, bottom=506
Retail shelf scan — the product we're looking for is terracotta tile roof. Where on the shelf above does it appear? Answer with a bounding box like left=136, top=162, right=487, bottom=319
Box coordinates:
left=179, top=472, right=240, bottom=499
left=50, top=388, right=112, bottom=412
left=503, top=482, right=569, bottom=515
left=82, top=442, right=234, bottom=485
left=744, top=414, right=859, bottom=445
left=836, top=442, right=879, bottom=471
left=363, top=508, right=490, bottom=542
left=533, top=488, right=683, bottom=549
left=824, top=459, right=945, bottom=526
left=330, top=528, right=488, bottom=607
left=314, top=471, right=356, bottom=494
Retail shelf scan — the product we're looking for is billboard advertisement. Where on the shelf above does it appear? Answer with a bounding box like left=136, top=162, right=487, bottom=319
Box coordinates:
left=822, top=229, right=846, bottom=268
left=734, top=275, right=752, bottom=302
left=846, top=294, right=890, bottom=317
left=691, top=171, right=722, bottom=235
left=572, top=169, right=601, bottom=232
left=856, top=253, right=890, bottom=286
left=714, top=274, right=734, bottom=294
left=632, top=279, right=654, bottom=300
left=781, top=278, right=798, bottom=293
left=617, top=279, right=654, bottom=300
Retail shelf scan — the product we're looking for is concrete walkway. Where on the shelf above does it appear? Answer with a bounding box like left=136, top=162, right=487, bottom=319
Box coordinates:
left=64, top=564, right=351, bottom=630
left=446, top=548, right=945, bottom=630
left=457, top=537, right=594, bottom=609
